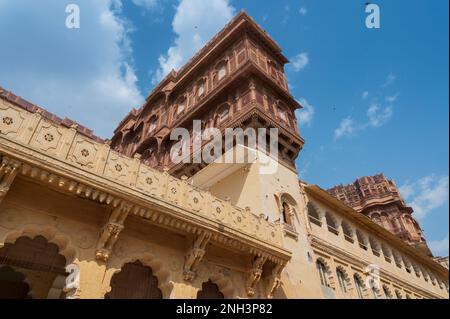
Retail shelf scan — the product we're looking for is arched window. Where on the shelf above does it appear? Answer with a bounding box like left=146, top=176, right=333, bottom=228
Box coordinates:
left=217, top=105, right=229, bottom=124
left=341, top=221, right=354, bottom=243
left=412, top=262, right=422, bottom=278
left=197, top=280, right=224, bottom=299
left=148, top=116, right=157, bottom=133
left=405, top=293, right=411, bottom=299
left=217, top=62, right=227, bottom=81
left=281, top=202, right=290, bottom=224
left=354, top=274, right=365, bottom=299
left=197, top=80, right=205, bottom=97
left=278, top=108, right=287, bottom=122
left=336, top=268, right=348, bottom=294
left=356, top=230, right=369, bottom=250
left=402, top=256, right=412, bottom=274
left=307, top=202, right=322, bottom=226
left=381, top=243, right=392, bottom=263
left=105, top=261, right=162, bottom=299
left=393, top=251, right=403, bottom=269
left=316, top=260, right=330, bottom=287
left=176, top=98, right=186, bottom=115
left=395, top=289, right=403, bottom=299
left=422, top=268, right=430, bottom=282
left=371, top=213, right=382, bottom=226
left=369, top=237, right=381, bottom=257
left=325, top=212, right=339, bottom=235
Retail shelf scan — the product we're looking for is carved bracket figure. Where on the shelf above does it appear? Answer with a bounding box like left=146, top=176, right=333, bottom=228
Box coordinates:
left=246, top=255, right=267, bottom=297
left=183, top=231, right=211, bottom=281
left=267, top=261, right=286, bottom=298
left=0, top=156, right=21, bottom=204
left=95, top=202, right=132, bottom=261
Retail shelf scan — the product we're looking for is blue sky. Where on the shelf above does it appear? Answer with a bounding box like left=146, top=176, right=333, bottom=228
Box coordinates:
left=0, top=0, right=448, bottom=256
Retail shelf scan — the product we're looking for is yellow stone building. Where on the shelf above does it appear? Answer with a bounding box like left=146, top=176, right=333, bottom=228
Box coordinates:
left=0, top=12, right=448, bottom=299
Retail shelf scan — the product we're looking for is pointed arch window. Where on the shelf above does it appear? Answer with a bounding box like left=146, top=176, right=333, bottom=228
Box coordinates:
left=316, top=260, right=329, bottom=287
left=336, top=268, right=347, bottom=294
left=354, top=274, right=365, bottom=299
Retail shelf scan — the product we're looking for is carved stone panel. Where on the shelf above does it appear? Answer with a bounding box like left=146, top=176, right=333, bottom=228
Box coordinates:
left=0, top=104, right=25, bottom=138
left=104, top=152, right=133, bottom=185
left=135, top=166, right=165, bottom=198
left=166, top=177, right=182, bottom=205
left=67, top=136, right=100, bottom=170
left=185, top=188, right=206, bottom=213
left=30, top=121, right=63, bottom=155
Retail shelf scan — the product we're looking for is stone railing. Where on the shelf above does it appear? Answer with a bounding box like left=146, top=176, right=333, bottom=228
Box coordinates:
left=0, top=98, right=282, bottom=247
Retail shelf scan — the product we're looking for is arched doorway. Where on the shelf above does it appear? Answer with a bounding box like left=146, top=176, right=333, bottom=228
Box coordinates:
left=0, top=266, right=31, bottom=299
left=105, top=260, right=163, bottom=299
left=0, top=235, right=67, bottom=299
left=196, top=280, right=224, bottom=299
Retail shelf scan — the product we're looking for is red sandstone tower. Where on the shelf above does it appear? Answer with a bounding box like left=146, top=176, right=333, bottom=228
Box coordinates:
left=328, top=174, right=432, bottom=256
left=110, top=11, right=304, bottom=178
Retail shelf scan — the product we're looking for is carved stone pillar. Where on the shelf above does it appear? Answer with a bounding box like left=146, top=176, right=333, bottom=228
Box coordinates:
left=183, top=231, right=211, bottom=281
left=0, top=157, right=21, bottom=204
left=95, top=202, right=132, bottom=262
left=246, top=255, right=267, bottom=297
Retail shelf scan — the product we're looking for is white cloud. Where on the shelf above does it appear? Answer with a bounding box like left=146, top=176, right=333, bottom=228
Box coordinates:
left=299, top=7, right=308, bottom=16
left=132, top=0, right=158, bottom=10
left=382, top=72, right=396, bottom=87
left=0, top=0, right=144, bottom=138
left=362, top=91, right=369, bottom=100
left=385, top=93, right=399, bottom=103
left=154, top=0, right=235, bottom=82
left=291, top=53, right=309, bottom=72
left=334, top=117, right=355, bottom=139
left=295, top=98, right=315, bottom=126
left=298, top=160, right=310, bottom=179
left=399, top=175, right=449, bottom=220
left=429, top=234, right=449, bottom=256
left=367, top=103, right=393, bottom=127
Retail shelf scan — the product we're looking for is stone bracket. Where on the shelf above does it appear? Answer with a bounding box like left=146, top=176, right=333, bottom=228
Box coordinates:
left=267, top=261, right=286, bottom=298
left=183, top=231, right=211, bottom=281
left=246, top=255, right=267, bottom=297
left=0, top=156, right=21, bottom=203
left=95, top=202, right=132, bottom=261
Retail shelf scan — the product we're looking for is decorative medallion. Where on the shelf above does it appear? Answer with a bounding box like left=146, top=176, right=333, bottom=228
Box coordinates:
left=80, top=149, right=90, bottom=157
left=216, top=207, right=221, bottom=214
left=115, top=164, right=123, bottom=172
left=2, top=116, right=13, bottom=125
left=193, top=197, right=199, bottom=204
left=146, top=177, right=153, bottom=185
left=44, top=133, right=54, bottom=142
left=171, top=187, right=177, bottom=194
